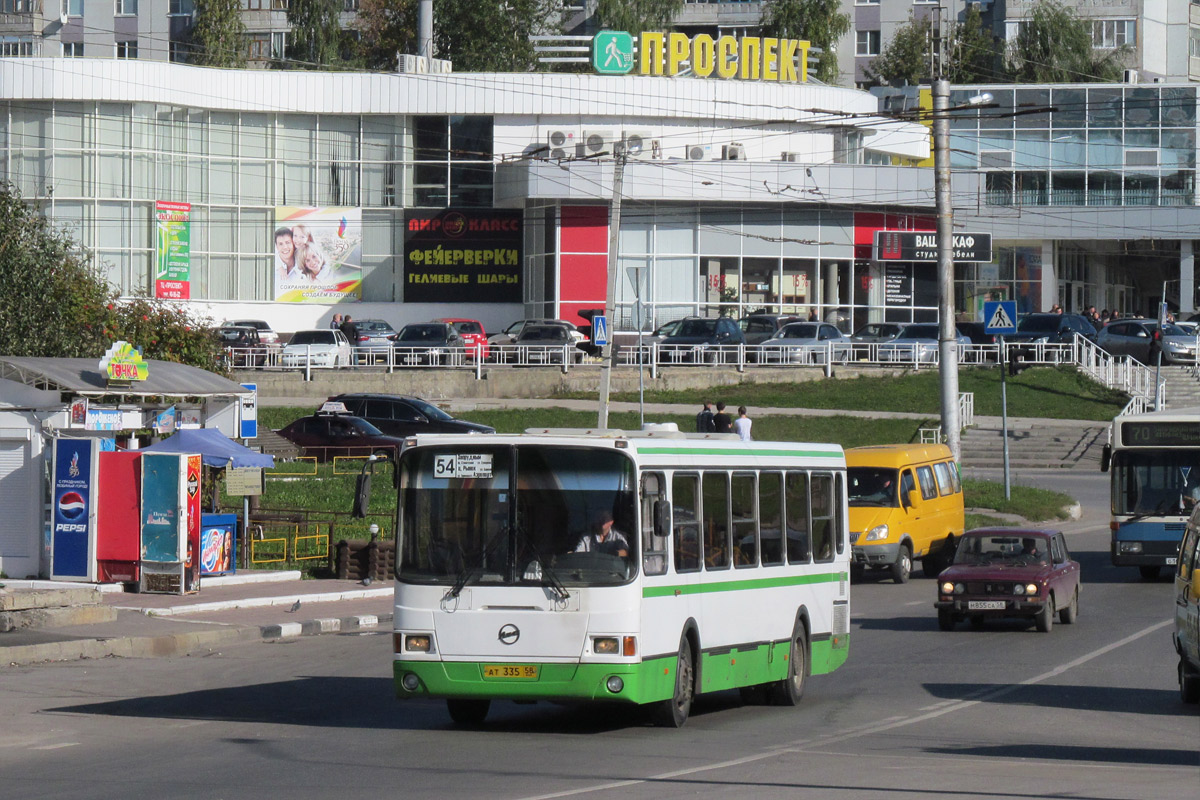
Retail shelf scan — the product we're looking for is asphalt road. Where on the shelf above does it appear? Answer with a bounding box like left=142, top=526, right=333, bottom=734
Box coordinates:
left=2, top=471, right=1196, bottom=800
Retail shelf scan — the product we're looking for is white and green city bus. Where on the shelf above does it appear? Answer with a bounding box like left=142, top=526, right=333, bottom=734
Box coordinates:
left=389, top=426, right=851, bottom=726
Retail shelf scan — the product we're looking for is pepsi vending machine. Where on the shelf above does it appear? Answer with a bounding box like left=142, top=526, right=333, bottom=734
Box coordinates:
left=139, top=452, right=202, bottom=594
left=51, top=438, right=99, bottom=581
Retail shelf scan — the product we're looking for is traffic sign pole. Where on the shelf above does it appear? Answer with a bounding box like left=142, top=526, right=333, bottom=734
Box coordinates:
left=1000, top=334, right=1010, bottom=500
left=983, top=300, right=1017, bottom=500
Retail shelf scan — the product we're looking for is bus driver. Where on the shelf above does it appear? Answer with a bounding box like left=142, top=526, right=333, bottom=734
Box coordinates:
left=574, top=509, right=629, bottom=559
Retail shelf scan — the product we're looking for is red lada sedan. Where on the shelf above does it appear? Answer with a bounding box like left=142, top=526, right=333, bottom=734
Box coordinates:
left=935, top=528, right=1081, bottom=633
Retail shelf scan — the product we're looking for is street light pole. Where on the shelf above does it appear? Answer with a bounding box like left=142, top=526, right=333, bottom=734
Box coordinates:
left=934, top=77, right=960, bottom=460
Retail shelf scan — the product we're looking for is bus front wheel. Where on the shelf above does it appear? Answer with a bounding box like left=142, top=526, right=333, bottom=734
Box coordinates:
left=446, top=698, right=490, bottom=725
left=768, top=623, right=808, bottom=706
left=654, top=638, right=695, bottom=728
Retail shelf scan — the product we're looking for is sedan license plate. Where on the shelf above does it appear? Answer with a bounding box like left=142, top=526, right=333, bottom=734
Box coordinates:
left=968, top=600, right=1006, bottom=610
left=483, top=664, right=539, bottom=680
left=1166, top=557, right=1177, bottom=565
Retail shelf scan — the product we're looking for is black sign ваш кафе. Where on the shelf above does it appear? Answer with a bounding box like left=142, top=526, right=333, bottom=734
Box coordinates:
left=404, top=209, right=522, bottom=303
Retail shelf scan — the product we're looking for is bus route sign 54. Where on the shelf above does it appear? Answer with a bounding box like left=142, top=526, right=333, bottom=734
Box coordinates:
left=874, top=231, right=992, bottom=263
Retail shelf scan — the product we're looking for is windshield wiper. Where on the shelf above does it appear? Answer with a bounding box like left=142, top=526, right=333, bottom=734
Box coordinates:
left=444, top=526, right=509, bottom=601
left=515, top=526, right=570, bottom=601
left=1125, top=495, right=1182, bottom=523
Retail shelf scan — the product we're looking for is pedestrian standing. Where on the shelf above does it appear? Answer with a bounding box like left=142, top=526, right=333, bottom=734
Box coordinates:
left=713, top=401, right=733, bottom=434
left=331, top=313, right=343, bottom=329
left=696, top=400, right=715, bottom=433
left=733, top=406, right=752, bottom=441
left=340, top=314, right=358, bottom=345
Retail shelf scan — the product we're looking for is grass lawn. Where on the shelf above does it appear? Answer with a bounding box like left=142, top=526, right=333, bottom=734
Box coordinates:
left=603, top=365, right=1127, bottom=421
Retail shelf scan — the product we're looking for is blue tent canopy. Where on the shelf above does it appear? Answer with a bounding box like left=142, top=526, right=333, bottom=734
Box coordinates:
left=142, top=428, right=275, bottom=469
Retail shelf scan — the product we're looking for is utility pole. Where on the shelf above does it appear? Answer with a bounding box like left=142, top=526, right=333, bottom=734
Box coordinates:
left=597, top=146, right=626, bottom=429
left=933, top=17, right=960, bottom=460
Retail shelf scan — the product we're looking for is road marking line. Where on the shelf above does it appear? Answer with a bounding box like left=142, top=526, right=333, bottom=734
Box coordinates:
left=31, top=743, right=79, bottom=750
left=514, top=618, right=1175, bottom=800
left=904, top=600, right=925, bottom=606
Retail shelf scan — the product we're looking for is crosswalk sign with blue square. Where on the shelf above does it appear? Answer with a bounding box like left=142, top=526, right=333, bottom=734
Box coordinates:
left=592, top=315, right=608, bottom=346
left=983, top=300, right=1017, bottom=334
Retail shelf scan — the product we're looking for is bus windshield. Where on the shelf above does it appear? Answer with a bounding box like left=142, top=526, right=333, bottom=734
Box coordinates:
left=847, top=467, right=899, bottom=507
left=398, top=444, right=637, bottom=588
left=1113, top=450, right=1200, bottom=517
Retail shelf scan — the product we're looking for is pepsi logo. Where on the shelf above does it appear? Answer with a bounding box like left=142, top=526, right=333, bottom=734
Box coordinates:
left=58, top=491, right=86, bottom=521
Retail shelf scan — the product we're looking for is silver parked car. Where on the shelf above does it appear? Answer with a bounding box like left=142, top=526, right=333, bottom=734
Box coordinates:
left=758, top=322, right=851, bottom=364
left=1096, top=319, right=1198, bottom=365
left=877, top=323, right=970, bottom=364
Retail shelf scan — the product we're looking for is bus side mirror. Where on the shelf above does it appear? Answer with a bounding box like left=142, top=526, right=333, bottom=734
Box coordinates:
left=352, top=471, right=372, bottom=518
left=1100, top=443, right=1111, bottom=473
left=653, top=499, right=671, bottom=538
left=904, top=489, right=918, bottom=509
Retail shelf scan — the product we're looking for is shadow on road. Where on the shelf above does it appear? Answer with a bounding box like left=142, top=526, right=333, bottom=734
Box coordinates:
left=922, top=681, right=1189, bottom=718
left=924, top=742, right=1198, bottom=768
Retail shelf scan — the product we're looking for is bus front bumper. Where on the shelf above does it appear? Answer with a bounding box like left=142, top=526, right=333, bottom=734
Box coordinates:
left=1111, top=542, right=1180, bottom=567
left=393, top=658, right=673, bottom=705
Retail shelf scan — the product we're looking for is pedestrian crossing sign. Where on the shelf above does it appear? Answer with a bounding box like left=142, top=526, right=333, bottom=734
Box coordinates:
left=592, top=315, right=608, bottom=346
left=983, top=300, right=1017, bottom=334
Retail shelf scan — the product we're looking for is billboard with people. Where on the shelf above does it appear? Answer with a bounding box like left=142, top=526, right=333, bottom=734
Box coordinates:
left=274, top=207, right=363, bottom=303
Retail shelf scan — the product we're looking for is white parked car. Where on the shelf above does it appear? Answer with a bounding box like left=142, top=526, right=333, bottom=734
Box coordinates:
left=281, top=329, right=353, bottom=368
left=757, top=322, right=852, bottom=364
left=877, top=323, right=969, bottom=364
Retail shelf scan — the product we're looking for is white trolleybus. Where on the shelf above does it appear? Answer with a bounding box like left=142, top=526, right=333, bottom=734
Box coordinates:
left=1102, top=407, right=1200, bottom=579
left=388, top=426, right=851, bottom=726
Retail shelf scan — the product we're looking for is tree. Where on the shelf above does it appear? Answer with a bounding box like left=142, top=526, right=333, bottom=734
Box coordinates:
left=286, top=0, right=345, bottom=68
left=758, top=0, right=851, bottom=85
left=594, top=0, right=684, bottom=39
left=863, top=7, right=999, bottom=87
left=355, top=0, right=557, bottom=72
left=189, top=0, right=248, bottom=68
left=0, top=183, right=222, bottom=371
left=1007, top=0, right=1128, bottom=83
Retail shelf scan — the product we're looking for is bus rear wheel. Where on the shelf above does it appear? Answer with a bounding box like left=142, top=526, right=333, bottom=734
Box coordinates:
left=768, top=623, right=808, bottom=706
left=654, top=638, right=695, bottom=728
left=446, top=698, right=490, bottom=725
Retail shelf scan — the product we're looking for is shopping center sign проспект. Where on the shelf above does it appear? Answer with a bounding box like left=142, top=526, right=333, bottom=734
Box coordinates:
left=593, top=31, right=811, bottom=83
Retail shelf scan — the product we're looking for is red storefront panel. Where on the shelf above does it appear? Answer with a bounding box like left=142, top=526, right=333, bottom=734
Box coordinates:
left=559, top=206, right=609, bottom=327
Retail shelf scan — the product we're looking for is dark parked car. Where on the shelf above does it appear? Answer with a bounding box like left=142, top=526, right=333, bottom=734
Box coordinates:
left=511, top=323, right=582, bottom=364
left=1005, top=313, right=1097, bottom=369
left=277, top=412, right=407, bottom=462
left=659, top=317, right=746, bottom=363
left=935, top=528, right=1081, bottom=632
left=393, top=322, right=466, bottom=365
left=955, top=321, right=996, bottom=346
left=327, top=393, right=494, bottom=437
left=1096, top=319, right=1198, bottom=365
left=216, top=325, right=268, bottom=367
left=352, top=318, right=398, bottom=363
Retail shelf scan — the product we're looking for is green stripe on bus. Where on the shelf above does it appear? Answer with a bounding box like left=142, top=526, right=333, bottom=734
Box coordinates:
left=634, top=446, right=841, bottom=458
left=642, top=571, right=845, bottom=598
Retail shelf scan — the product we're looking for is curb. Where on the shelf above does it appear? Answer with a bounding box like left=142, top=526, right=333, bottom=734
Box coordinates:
left=4, top=612, right=393, bottom=667
left=115, top=586, right=394, bottom=616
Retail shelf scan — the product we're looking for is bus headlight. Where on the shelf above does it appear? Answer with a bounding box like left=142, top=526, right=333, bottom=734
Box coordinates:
left=605, top=676, right=624, bottom=693
left=401, top=673, right=421, bottom=691
left=1118, top=541, right=1143, bottom=554
left=864, top=525, right=889, bottom=541
left=593, top=637, right=619, bottom=654
left=405, top=634, right=432, bottom=652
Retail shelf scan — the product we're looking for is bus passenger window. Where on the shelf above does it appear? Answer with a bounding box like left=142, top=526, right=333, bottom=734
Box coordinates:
left=642, top=471, right=667, bottom=576
left=672, top=474, right=700, bottom=573
left=932, top=462, right=954, bottom=496
left=916, top=466, right=938, bottom=500
left=760, top=472, right=784, bottom=566
left=812, top=473, right=834, bottom=562
left=703, top=471, right=730, bottom=570
left=834, top=472, right=845, bottom=555
left=732, top=473, right=757, bottom=568
left=786, top=471, right=810, bottom=564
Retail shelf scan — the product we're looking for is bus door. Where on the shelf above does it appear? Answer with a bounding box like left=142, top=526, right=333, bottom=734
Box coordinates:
left=648, top=471, right=702, bottom=647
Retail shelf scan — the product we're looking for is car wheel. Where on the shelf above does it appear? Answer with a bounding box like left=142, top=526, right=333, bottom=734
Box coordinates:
left=653, top=636, right=695, bottom=728
left=1138, top=565, right=1160, bottom=580
left=1059, top=586, right=1079, bottom=624
left=890, top=544, right=912, bottom=584
left=1180, top=658, right=1200, bottom=704
left=446, top=699, right=490, bottom=726
left=1035, top=594, right=1055, bottom=632
left=937, top=609, right=957, bottom=632
left=767, top=620, right=808, bottom=706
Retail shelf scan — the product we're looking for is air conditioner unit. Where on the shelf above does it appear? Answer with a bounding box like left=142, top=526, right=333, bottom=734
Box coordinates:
left=1123, top=69, right=1139, bottom=84
left=1151, top=76, right=1165, bottom=84
left=781, top=151, right=804, bottom=162
left=979, top=150, right=1013, bottom=169
left=545, top=129, right=575, bottom=160
left=722, top=143, right=746, bottom=161
left=1125, top=149, right=1159, bottom=167
left=581, top=129, right=613, bottom=156
left=685, top=144, right=708, bottom=161
left=622, top=130, right=654, bottom=157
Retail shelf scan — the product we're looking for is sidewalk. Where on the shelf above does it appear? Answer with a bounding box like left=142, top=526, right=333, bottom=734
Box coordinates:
left=1, top=571, right=393, bottom=667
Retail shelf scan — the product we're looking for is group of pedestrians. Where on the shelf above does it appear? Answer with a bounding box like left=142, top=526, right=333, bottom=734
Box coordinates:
left=331, top=313, right=359, bottom=344
left=696, top=400, right=752, bottom=441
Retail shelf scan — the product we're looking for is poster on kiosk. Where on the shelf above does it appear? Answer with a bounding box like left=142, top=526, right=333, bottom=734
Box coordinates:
left=140, top=452, right=202, bottom=594
left=51, top=438, right=99, bottom=581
